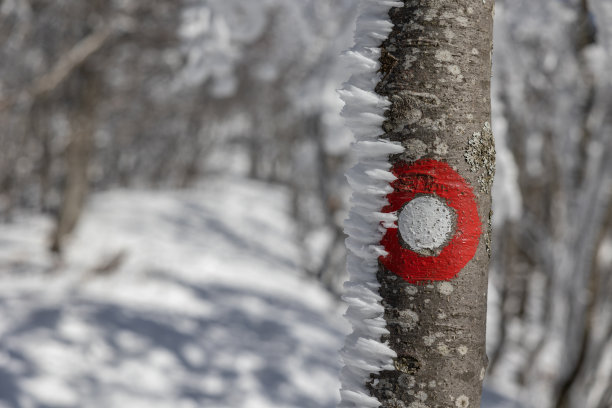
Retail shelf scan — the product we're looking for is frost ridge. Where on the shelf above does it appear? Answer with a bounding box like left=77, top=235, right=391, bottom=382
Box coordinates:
left=338, top=1, right=404, bottom=407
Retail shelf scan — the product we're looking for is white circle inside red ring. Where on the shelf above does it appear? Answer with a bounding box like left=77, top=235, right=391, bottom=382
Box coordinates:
left=380, top=159, right=482, bottom=284
left=398, top=195, right=455, bottom=254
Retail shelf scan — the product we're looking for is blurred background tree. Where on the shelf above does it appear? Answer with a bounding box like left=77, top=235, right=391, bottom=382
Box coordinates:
left=488, top=1, right=612, bottom=406
left=0, top=0, right=611, bottom=407
left=0, top=0, right=357, bottom=289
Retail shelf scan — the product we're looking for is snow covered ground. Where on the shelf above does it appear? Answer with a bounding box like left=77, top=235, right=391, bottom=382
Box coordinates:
left=0, top=176, right=519, bottom=407
left=0, top=178, right=347, bottom=408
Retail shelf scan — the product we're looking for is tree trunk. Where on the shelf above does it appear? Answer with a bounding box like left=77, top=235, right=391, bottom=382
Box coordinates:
left=339, top=1, right=494, bottom=407
left=50, top=66, right=99, bottom=254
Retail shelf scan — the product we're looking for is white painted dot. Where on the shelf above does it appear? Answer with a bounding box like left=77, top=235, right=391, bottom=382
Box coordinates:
left=398, top=196, right=454, bottom=254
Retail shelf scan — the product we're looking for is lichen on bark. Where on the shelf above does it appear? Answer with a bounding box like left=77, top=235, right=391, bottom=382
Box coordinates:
left=465, top=121, right=496, bottom=193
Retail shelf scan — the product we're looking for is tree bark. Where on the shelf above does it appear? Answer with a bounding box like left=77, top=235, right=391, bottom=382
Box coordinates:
left=369, top=2, right=494, bottom=407
left=50, top=66, right=99, bottom=254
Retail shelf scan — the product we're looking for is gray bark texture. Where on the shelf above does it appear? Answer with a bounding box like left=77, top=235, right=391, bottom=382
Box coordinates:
left=369, top=1, right=495, bottom=407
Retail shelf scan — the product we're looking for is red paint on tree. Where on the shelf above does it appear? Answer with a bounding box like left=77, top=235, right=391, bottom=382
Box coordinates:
left=380, top=159, right=481, bottom=284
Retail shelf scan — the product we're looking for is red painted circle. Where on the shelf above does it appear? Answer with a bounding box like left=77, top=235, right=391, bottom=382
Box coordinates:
left=380, top=159, right=481, bottom=284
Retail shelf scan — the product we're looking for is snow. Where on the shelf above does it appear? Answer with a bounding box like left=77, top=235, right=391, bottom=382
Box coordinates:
left=0, top=176, right=524, bottom=408
left=337, top=1, right=403, bottom=407
left=0, top=177, right=348, bottom=408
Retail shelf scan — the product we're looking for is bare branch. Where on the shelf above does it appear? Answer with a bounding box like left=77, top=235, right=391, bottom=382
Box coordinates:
left=0, top=24, right=114, bottom=112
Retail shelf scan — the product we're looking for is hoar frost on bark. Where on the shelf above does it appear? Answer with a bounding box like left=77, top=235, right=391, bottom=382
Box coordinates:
left=339, top=1, right=494, bottom=407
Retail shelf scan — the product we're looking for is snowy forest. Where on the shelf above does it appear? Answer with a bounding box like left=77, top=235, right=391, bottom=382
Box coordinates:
left=0, top=0, right=611, bottom=407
